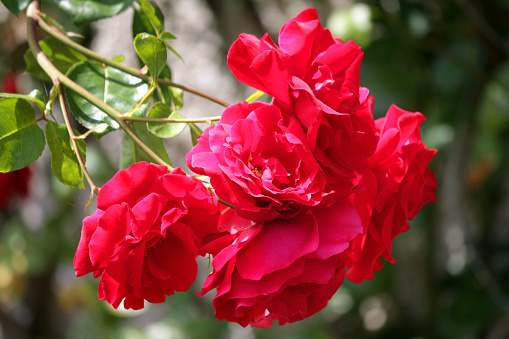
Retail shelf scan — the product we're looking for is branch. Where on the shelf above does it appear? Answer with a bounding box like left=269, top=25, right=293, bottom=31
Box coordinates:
left=35, top=12, right=231, bottom=107
left=27, top=1, right=173, bottom=171
left=58, top=87, right=100, bottom=195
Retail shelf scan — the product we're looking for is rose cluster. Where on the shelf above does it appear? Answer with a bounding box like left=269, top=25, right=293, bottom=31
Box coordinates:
left=74, top=8, right=436, bottom=327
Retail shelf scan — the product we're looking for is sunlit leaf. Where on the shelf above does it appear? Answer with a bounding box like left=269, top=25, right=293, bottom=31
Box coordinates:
left=24, top=36, right=88, bottom=82
left=0, top=98, right=45, bottom=172
left=146, top=102, right=186, bottom=138
left=65, top=61, right=150, bottom=134
left=45, top=121, right=86, bottom=189
left=0, top=90, right=46, bottom=113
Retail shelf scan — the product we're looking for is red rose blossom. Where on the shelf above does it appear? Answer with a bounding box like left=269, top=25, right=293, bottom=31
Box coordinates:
left=0, top=167, right=31, bottom=210
left=227, top=8, right=378, bottom=188
left=186, top=101, right=326, bottom=221
left=73, top=162, right=220, bottom=309
left=346, top=105, right=437, bottom=282
left=0, top=71, right=31, bottom=210
left=199, top=200, right=363, bottom=327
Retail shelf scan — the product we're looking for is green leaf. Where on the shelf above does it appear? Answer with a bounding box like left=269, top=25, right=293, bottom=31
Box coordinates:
left=53, top=0, right=134, bottom=26
left=161, top=39, right=183, bottom=61
left=1, top=0, right=30, bottom=16
left=45, top=121, right=86, bottom=189
left=146, top=102, right=186, bottom=138
left=134, top=33, right=167, bottom=79
left=0, top=90, right=46, bottom=113
left=24, top=36, right=88, bottom=82
left=119, top=122, right=171, bottom=168
left=111, top=55, right=125, bottom=63
left=160, top=31, right=176, bottom=41
left=0, top=98, right=45, bottom=172
left=170, top=86, right=184, bottom=110
left=189, top=123, right=203, bottom=146
left=65, top=61, right=150, bottom=134
left=132, top=0, right=164, bottom=37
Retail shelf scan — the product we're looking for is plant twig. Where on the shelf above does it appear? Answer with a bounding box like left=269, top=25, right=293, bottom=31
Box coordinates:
left=35, top=12, right=231, bottom=107
left=58, top=86, right=100, bottom=195
left=27, top=1, right=173, bottom=171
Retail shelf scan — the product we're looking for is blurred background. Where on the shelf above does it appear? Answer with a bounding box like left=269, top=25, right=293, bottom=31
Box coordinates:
left=1, top=0, right=509, bottom=338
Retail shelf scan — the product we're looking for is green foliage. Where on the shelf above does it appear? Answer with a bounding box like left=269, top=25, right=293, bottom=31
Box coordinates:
left=24, top=36, right=88, bottom=82
left=52, top=0, right=134, bottom=26
left=134, top=33, right=167, bottom=79
left=0, top=98, right=45, bottom=172
left=0, top=0, right=30, bottom=15
left=146, top=102, right=186, bottom=138
left=45, top=121, right=86, bottom=189
left=65, top=61, right=150, bottom=134
left=119, top=122, right=171, bottom=169
left=189, top=123, right=203, bottom=146
left=133, top=0, right=163, bottom=35
left=0, top=90, right=46, bottom=113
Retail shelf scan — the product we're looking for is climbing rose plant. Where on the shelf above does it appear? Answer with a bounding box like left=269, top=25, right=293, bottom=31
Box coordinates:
left=0, top=1, right=436, bottom=328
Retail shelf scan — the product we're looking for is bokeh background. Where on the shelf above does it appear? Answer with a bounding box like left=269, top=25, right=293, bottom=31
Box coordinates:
left=1, top=0, right=509, bottom=338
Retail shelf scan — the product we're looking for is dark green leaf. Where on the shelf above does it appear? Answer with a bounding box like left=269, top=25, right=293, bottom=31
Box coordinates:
left=45, top=121, right=86, bottom=189
left=146, top=102, right=186, bottom=138
left=132, top=0, right=164, bottom=37
left=0, top=90, right=46, bottom=113
left=119, top=122, right=171, bottom=168
left=0, top=98, right=45, bottom=172
left=65, top=61, right=150, bottom=134
left=134, top=33, right=167, bottom=79
left=189, top=123, right=203, bottom=146
left=53, top=0, right=134, bottom=26
left=24, top=36, right=87, bottom=82
left=1, top=0, right=30, bottom=16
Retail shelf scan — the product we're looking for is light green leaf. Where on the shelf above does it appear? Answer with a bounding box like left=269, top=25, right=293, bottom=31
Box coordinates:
left=0, top=90, right=46, bottom=113
left=45, top=121, right=86, bottom=189
left=65, top=61, right=150, bottom=134
left=134, top=33, right=167, bottom=79
left=132, top=0, right=163, bottom=36
left=53, top=0, right=134, bottom=26
left=161, top=39, right=183, bottom=61
left=189, top=123, right=203, bottom=146
left=119, top=122, right=171, bottom=168
left=1, top=0, right=30, bottom=16
left=146, top=102, right=186, bottom=138
left=160, top=31, right=176, bottom=41
left=111, top=55, right=125, bottom=63
left=0, top=98, right=45, bottom=172
left=170, top=86, right=184, bottom=110
left=24, top=36, right=88, bottom=81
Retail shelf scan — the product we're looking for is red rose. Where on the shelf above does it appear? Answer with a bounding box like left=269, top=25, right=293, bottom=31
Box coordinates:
left=199, top=200, right=363, bottom=327
left=0, top=167, right=31, bottom=210
left=73, top=162, right=220, bottom=309
left=346, top=105, right=437, bottom=282
left=227, top=8, right=377, bottom=187
left=0, top=71, right=31, bottom=210
left=186, top=101, right=326, bottom=221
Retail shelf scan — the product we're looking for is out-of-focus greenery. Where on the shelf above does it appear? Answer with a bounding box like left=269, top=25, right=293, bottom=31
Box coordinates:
left=1, top=0, right=508, bottom=338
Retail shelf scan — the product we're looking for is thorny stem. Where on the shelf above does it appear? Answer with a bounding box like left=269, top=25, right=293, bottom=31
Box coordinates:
left=27, top=1, right=173, bottom=171
left=35, top=12, right=231, bottom=108
left=58, top=87, right=100, bottom=195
